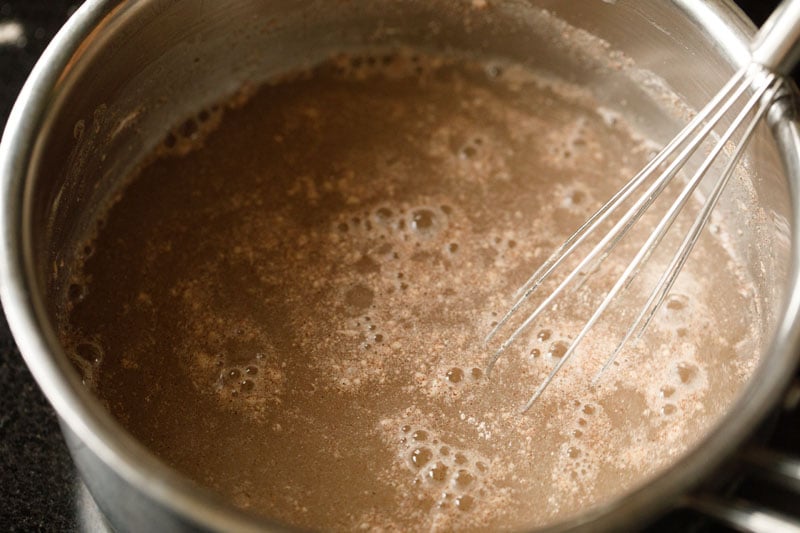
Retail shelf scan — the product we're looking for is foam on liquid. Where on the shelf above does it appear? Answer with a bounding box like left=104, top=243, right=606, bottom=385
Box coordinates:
left=58, top=52, right=759, bottom=531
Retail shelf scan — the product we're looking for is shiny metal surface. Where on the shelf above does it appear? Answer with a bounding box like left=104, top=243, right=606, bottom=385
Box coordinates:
left=686, top=495, right=800, bottom=532
left=679, top=381, right=800, bottom=532
left=752, top=0, right=800, bottom=73
left=1, top=1, right=799, bottom=531
left=487, top=67, right=783, bottom=412
left=489, top=0, right=800, bottom=412
left=741, top=447, right=800, bottom=491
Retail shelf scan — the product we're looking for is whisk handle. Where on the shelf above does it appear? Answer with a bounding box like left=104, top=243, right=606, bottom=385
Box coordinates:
left=751, top=0, right=800, bottom=75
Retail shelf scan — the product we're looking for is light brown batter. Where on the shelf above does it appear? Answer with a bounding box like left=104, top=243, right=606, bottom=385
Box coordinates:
left=58, top=53, right=758, bottom=531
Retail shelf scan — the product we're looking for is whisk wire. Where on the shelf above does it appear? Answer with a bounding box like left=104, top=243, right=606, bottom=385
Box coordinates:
left=486, top=67, right=758, bottom=377
left=485, top=62, right=782, bottom=412
left=522, top=70, right=775, bottom=410
left=595, top=74, right=781, bottom=381
left=485, top=70, right=751, bottom=353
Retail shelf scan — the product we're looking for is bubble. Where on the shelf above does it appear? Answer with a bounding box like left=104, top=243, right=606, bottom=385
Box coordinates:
left=548, top=341, right=568, bottom=359
left=582, top=404, right=595, bottom=415
left=573, top=429, right=583, bottom=438
left=440, top=446, right=450, bottom=456
left=475, top=461, right=487, bottom=473
left=411, top=209, right=436, bottom=232
left=375, top=207, right=393, bottom=222
left=459, top=145, right=478, bottom=159
left=228, top=368, right=241, bottom=379
left=470, top=368, right=483, bottom=380
left=428, top=462, right=448, bottom=483
left=455, top=494, right=474, bottom=512
left=662, top=404, right=677, bottom=416
left=240, top=379, right=254, bottom=392
left=455, top=453, right=468, bottom=465
left=568, top=446, right=581, bottom=459
left=338, top=222, right=349, bottom=233
left=529, top=348, right=541, bottom=358
left=67, top=283, right=86, bottom=303
left=660, top=385, right=675, bottom=398
left=448, top=243, right=459, bottom=253
left=75, top=342, right=102, bottom=364
left=666, top=294, right=688, bottom=311
left=446, top=367, right=464, bottom=384
left=677, top=363, right=697, bottom=384
left=537, top=329, right=552, bottom=341
left=163, top=132, right=177, bottom=149
left=455, top=469, right=474, bottom=487
left=402, top=425, right=411, bottom=433
left=411, top=447, right=433, bottom=468
left=413, top=430, right=428, bottom=442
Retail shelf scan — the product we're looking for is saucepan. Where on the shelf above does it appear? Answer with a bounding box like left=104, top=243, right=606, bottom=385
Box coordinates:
left=1, top=0, right=799, bottom=530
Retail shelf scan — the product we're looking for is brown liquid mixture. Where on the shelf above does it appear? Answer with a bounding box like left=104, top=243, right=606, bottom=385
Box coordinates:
left=59, top=54, right=758, bottom=531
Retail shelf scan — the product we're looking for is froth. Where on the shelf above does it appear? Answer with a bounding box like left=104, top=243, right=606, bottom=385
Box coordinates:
left=156, top=104, right=225, bottom=157
left=377, top=411, right=511, bottom=532
left=58, top=50, right=761, bottom=532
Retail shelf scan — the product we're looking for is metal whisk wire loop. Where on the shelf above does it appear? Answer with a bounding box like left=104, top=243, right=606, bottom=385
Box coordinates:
left=485, top=25, right=795, bottom=412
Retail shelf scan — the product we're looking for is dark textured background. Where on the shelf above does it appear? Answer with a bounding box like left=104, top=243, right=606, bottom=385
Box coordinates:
left=1, top=3, right=85, bottom=530
left=0, top=0, right=792, bottom=531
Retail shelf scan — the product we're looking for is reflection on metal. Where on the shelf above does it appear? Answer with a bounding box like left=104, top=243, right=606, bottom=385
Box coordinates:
left=783, top=379, right=800, bottom=411
left=687, top=494, right=800, bottom=532
left=683, top=382, right=800, bottom=533
left=741, top=447, right=800, bottom=492
left=74, top=480, right=111, bottom=533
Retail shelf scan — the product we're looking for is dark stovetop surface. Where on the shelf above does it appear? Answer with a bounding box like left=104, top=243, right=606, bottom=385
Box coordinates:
left=0, top=1, right=796, bottom=531
left=0, top=5, right=89, bottom=531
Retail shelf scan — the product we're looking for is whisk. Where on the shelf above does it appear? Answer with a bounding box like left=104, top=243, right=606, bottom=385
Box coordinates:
left=486, top=0, right=800, bottom=413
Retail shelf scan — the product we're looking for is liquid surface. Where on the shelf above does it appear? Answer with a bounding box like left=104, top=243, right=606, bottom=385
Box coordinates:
left=59, top=54, right=758, bottom=531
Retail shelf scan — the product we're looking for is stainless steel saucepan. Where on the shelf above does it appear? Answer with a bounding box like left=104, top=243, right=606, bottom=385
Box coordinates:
left=1, top=1, right=799, bottom=531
